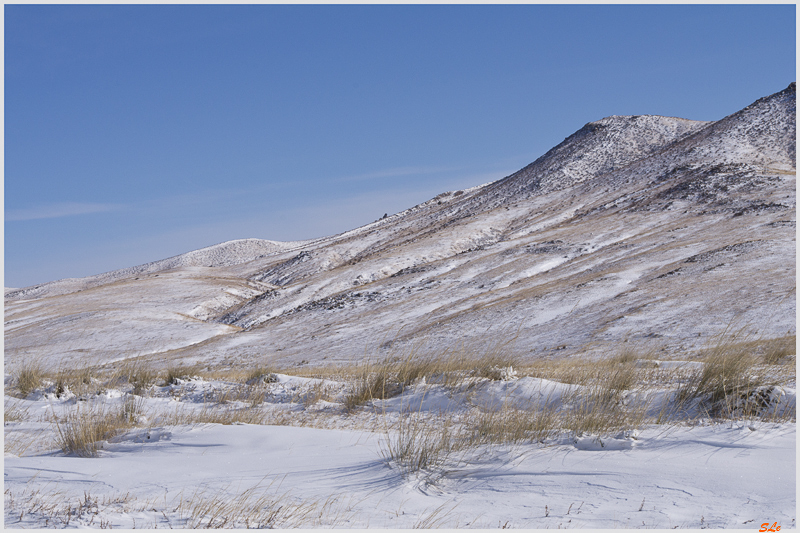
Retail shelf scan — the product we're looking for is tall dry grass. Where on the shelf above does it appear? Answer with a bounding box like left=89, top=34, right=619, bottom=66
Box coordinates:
left=4, top=431, right=42, bottom=457
left=9, top=328, right=792, bottom=472
left=174, top=481, right=348, bottom=528
left=12, top=362, right=45, bottom=397
left=760, top=335, right=796, bottom=365
left=112, top=359, right=159, bottom=395
left=344, top=360, right=404, bottom=410
left=380, top=411, right=464, bottom=475
left=52, top=397, right=146, bottom=457
left=152, top=402, right=293, bottom=428
left=674, top=330, right=794, bottom=419
left=379, top=351, right=657, bottom=476
left=54, top=365, right=97, bottom=398
left=467, top=401, right=560, bottom=446
left=4, top=399, right=29, bottom=423
left=3, top=481, right=350, bottom=529
left=343, top=338, right=521, bottom=410
left=163, top=364, right=202, bottom=386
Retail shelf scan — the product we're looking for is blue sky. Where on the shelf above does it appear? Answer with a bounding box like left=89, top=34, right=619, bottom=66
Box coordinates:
left=5, top=4, right=796, bottom=288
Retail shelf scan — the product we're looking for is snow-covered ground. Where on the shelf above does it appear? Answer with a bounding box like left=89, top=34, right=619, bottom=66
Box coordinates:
left=4, top=84, right=796, bottom=529
left=4, top=362, right=796, bottom=529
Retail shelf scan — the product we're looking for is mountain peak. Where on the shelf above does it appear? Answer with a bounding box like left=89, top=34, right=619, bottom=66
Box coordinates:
left=482, top=113, right=709, bottom=200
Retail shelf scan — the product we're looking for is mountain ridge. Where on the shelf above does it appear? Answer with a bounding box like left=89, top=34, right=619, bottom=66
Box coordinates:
left=10, top=83, right=793, bottom=301
left=5, top=84, right=795, bottom=370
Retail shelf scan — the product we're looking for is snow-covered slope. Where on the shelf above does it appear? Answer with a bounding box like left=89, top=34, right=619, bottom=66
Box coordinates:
left=5, top=83, right=795, bottom=370
left=4, top=238, right=313, bottom=302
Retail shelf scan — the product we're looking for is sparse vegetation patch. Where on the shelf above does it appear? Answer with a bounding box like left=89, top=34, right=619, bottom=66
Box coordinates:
left=4, top=333, right=795, bottom=528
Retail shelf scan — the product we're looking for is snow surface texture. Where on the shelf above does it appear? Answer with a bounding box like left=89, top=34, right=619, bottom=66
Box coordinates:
left=4, top=370, right=796, bottom=528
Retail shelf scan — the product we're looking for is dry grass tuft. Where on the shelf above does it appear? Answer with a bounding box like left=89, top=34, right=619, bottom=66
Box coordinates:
left=54, top=366, right=97, bottom=398
left=343, top=338, right=523, bottom=410
left=206, top=384, right=267, bottom=408
left=13, top=362, right=45, bottom=397
left=163, top=365, right=201, bottom=386
left=175, top=481, right=346, bottom=528
left=199, top=365, right=280, bottom=385
left=380, top=412, right=463, bottom=475
left=52, top=400, right=144, bottom=457
left=297, top=381, right=339, bottom=408
left=380, top=350, right=657, bottom=477
left=4, top=399, right=29, bottom=423
left=761, top=335, right=796, bottom=365
left=563, top=388, right=646, bottom=437
left=344, top=361, right=404, bottom=410
left=119, top=395, right=147, bottom=424
left=153, top=403, right=289, bottom=427
left=4, top=430, right=42, bottom=457
left=468, top=401, right=560, bottom=446
left=675, top=330, right=793, bottom=419
left=113, top=360, right=159, bottom=395
left=412, top=501, right=460, bottom=528
left=243, top=366, right=279, bottom=385
left=404, top=338, right=520, bottom=385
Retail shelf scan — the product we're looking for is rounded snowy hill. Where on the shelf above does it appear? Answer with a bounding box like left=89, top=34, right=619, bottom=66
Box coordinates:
left=4, top=238, right=313, bottom=302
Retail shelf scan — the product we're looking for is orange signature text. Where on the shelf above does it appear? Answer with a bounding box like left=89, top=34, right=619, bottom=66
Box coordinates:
left=759, top=523, right=781, bottom=532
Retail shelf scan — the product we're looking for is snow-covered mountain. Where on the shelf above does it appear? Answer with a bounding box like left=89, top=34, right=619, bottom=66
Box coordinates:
left=5, top=83, right=795, bottom=370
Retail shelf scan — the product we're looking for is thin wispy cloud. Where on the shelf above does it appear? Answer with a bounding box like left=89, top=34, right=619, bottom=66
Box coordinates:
left=5, top=188, right=248, bottom=223
left=5, top=202, right=122, bottom=221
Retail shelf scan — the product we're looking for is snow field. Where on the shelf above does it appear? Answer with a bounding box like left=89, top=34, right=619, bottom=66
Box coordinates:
left=4, top=345, right=796, bottom=528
